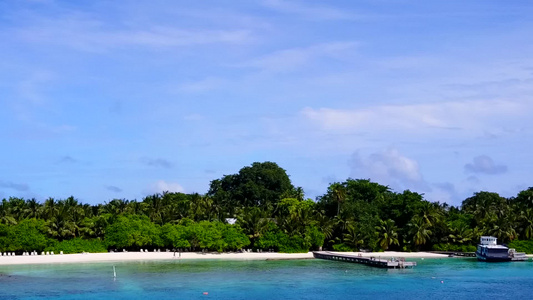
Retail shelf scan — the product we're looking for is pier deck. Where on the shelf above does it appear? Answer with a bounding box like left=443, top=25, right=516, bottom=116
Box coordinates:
left=313, top=251, right=416, bottom=269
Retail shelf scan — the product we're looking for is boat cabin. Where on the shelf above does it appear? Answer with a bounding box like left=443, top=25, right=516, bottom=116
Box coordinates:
left=479, top=236, right=497, bottom=245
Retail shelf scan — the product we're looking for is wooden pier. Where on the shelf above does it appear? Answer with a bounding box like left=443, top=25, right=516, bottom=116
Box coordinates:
left=431, top=251, right=476, bottom=257
left=313, top=251, right=417, bottom=269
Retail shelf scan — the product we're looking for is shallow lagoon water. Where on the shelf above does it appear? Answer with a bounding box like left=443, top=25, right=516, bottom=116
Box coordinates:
left=1, top=258, right=532, bottom=299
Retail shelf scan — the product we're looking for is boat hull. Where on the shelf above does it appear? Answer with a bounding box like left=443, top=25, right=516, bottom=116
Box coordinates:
left=475, top=251, right=511, bottom=262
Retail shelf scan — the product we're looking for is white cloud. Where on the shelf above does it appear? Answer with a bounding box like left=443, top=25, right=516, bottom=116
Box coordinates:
left=242, top=42, right=358, bottom=73
left=301, top=99, right=526, bottom=135
left=349, top=148, right=428, bottom=192
left=147, top=180, right=185, bottom=194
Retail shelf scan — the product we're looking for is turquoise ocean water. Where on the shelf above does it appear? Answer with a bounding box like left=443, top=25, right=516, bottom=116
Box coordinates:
left=1, top=258, right=533, bottom=299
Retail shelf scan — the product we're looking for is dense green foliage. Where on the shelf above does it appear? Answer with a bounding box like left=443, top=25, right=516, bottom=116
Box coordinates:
left=507, top=240, right=533, bottom=254
left=1, top=161, right=532, bottom=254
left=105, top=214, right=163, bottom=249
left=45, top=238, right=107, bottom=254
left=0, top=219, right=50, bottom=252
left=208, top=162, right=297, bottom=216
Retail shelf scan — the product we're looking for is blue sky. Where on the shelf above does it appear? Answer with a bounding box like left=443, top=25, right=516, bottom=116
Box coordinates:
left=1, top=0, right=532, bottom=206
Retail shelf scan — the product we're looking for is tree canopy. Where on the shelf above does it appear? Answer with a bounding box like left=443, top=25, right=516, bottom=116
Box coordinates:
left=1, top=162, right=532, bottom=254
left=208, top=161, right=296, bottom=216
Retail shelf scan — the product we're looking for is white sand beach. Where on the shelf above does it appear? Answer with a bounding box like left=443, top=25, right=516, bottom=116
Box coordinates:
left=0, top=251, right=313, bottom=266
left=0, top=251, right=451, bottom=266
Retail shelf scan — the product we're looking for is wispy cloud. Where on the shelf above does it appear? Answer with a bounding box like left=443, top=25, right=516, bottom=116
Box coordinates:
left=262, top=0, right=358, bottom=21
left=242, top=42, right=358, bottom=73
left=431, top=182, right=460, bottom=204
left=0, top=180, right=30, bottom=192
left=464, top=155, right=508, bottom=175
left=140, top=157, right=174, bottom=169
left=10, top=123, right=76, bottom=140
left=301, top=99, right=526, bottom=134
left=57, top=155, right=77, bottom=164
left=16, top=70, right=54, bottom=105
left=466, top=176, right=480, bottom=185
left=13, top=13, right=252, bottom=52
left=10, top=70, right=55, bottom=121
left=1, top=0, right=531, bottom=206
left=175, top=77, right=228, bottom=93
left=105, top=185, right=123, bottom=193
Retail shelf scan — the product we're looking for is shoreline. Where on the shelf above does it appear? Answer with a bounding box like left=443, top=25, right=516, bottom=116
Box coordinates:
left=0, top=251, right=451, bottom=266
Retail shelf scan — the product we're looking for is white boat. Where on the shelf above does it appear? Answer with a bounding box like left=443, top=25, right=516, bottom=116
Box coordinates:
left=475, top=236, right=527, bottom=262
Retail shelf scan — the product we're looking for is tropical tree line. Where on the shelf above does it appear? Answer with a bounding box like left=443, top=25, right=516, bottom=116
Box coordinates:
left=1, top=161, right=532, bottom=253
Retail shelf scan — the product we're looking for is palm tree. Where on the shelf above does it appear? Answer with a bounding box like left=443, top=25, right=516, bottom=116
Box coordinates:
left=42, top=198, right=59, bottom=220
left=236, top=207, right=270, bottom=246
left=519, top=208, right=533, bottom=239
left=277, top=199, right=316, bottom=238
left=189, top=194, right=215, bottom=221
left=126, top=201, right=147, bottom=216
left=47, top=214, right=74, bottom=240
left=101, top=199, right=129, bottom=216
left=68, top=204, right=86, bottom=238
left=343, top=224, right=365, bottom=250
left=81, top=214, right=110, bottom=240
left=333, top=215, right=351, bottom=234
left=375, top=219, right=400, bottom=250
left=24, top=198, right=42, bottom=219
left=0, top=200, right=17, bottom=225
left=330, top=183, right=346, bottom=217
left=295, top=187, right=305, bottom=201
left=471, top=226, right=483, bottom=243
left=448, top=223, right=473, bottom=245
left=6, top=197, right=26, bottom=222
left=419, top=202, right=443, bottom=227
left=315, top=210, right=335, bottom=241
left=189, top=193, right=204, bottom=221
left=408, top=215, right=432, bottom=249
left=490, top=216, right=517, bottom=243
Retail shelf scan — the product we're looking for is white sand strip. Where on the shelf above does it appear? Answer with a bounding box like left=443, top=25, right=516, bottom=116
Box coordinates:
left=0, top=251, right=454, bottom=266
left=0, top=252, right=314, bottom=266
